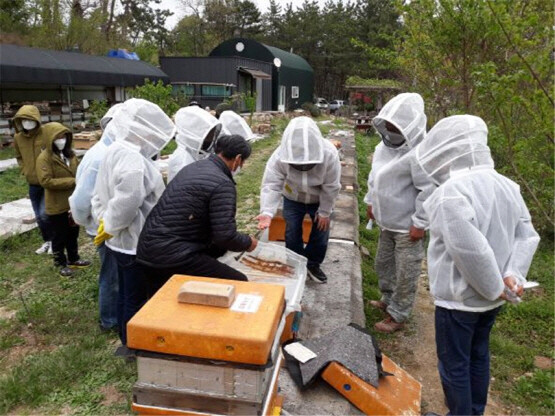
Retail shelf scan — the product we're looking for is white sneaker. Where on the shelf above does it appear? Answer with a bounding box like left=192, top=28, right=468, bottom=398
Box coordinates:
left=35, top=241, right=51, bottom=255
left=48, top=243, right=53, bottom=255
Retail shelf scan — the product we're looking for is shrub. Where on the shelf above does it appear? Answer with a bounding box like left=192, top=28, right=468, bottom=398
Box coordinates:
left=301, top=102, right=321, bottom=117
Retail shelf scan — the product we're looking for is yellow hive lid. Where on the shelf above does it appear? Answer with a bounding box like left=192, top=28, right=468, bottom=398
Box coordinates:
left=127, top=275, right=285, bottom=365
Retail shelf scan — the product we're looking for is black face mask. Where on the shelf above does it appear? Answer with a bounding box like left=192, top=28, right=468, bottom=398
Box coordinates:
left=290, top=163, right=316, bottom=172
left=377, top=130, right=406, bottom=148
left=202, top=125, right=222, bottom=152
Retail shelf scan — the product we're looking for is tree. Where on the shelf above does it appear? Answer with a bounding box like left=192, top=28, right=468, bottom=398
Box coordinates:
left=398, top=0, right=554, bottom=235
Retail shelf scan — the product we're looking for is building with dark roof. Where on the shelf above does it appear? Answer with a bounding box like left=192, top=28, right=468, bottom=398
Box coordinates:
left=160, top=38, right=314, bottom=112
left=0, top=44, right=168, bottom=104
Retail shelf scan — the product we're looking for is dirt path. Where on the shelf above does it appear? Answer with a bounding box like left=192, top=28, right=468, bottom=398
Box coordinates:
left=376, top=262, right=510, bottom=415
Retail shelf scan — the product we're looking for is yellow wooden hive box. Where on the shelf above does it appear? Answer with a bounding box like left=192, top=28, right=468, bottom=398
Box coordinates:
left=127, top=275, right=285, bottom=365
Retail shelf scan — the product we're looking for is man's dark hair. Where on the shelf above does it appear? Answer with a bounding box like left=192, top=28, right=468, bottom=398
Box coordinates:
left=215, top=134, right=251, bottom=160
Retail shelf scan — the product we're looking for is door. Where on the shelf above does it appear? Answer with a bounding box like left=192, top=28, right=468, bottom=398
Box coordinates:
left=278, top=86, right=286, bottom=112
left=256, top=79, right=263, bottom=112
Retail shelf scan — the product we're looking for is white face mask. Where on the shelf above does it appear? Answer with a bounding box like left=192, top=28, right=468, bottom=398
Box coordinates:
left=22, top=120, right=37, bottom=130
left=54, top=138, right=67, bottom=151
left=232, top=166, right=241, bottom=177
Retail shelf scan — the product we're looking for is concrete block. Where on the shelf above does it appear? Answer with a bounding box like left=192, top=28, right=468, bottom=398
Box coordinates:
left=0, top=198, right=37, bottom=238
left=177, top=281, right=236, bottom=307
left=0, top=158, right=18, bottom=172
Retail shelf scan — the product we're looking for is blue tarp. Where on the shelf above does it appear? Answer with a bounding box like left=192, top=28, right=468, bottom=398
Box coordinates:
left=107, top=49, right=140, bottom=60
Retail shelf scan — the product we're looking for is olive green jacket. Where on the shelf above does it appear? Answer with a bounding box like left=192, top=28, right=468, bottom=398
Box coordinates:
left=36, top=123, right=78, bottom=215
left=13, top=105, right=47, bottom=185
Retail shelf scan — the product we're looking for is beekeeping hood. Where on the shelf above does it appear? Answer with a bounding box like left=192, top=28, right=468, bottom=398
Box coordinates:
left=220, top=110, right=254, bottom=141
left=416, top=115, right=493, bottom=185
left=279, top=116, right=324, bottom=164
left=109, top=98, right=176, bottom=159
left=372, top=93, right=427, bottom=149
left=175, top=106, right=221, bottom=157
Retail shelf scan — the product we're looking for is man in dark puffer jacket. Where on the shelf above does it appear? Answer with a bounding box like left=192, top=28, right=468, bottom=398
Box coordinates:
left=137, top=134, right=258, bottom=294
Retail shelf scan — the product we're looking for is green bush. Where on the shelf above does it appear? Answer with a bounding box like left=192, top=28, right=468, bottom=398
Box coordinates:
left=301, top=102, right=321, bottom=118
left=215, top=102, right=233, bottom=118
left=127, top=79, right=180, bottom=117
left=87, top=100, right=108, bottom=128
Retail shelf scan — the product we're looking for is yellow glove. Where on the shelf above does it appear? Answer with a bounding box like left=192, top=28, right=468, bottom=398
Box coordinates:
left=94, top=219, right=113, bottom=247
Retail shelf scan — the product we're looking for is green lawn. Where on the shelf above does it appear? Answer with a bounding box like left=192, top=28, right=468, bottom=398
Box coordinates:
left=355, top=131, right=555, bottom=415
left=0, top=116, right=292, bottom=414
left=0, top=168, right=29, bottom=204
left=0, top=146, right=17, bottom=161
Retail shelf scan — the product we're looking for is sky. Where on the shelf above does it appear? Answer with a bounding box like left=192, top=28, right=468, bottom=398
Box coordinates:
left=158, top=0, right=331, bottom=29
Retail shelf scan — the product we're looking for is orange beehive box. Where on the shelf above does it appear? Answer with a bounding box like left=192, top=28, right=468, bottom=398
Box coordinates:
left=268, top=215, right=312, bottom=244
left=127, top=275, right=285, bottom=365
left=321, top=355, right=421, bottom=415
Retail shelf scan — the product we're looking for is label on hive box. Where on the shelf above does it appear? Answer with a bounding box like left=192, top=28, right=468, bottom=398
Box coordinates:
left=231, top=294, right=263, bottom=313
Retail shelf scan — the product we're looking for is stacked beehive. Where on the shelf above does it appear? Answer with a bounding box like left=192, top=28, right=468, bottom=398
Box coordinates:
left=127, top=275, right=287, bottom=416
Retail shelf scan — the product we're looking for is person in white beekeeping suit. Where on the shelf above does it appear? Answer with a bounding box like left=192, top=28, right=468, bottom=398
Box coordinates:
left=417, top=115, right=539, bottom=416
left=219, top=110, right=254, bottom=141
left=167, top=106, right=222, bottom=183
left=91, top=98, right=176, bottom=354
left=69, top=102, right=124, bottom=332
left=363, top=92, right=434, bottom=334
left=257, top=116, right=341, bottom=284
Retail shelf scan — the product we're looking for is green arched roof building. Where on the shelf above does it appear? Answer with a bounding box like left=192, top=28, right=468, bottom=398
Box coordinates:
left=210, top=38, right=314, bottom=111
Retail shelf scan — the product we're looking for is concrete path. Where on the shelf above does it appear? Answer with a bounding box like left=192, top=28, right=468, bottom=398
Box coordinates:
left=0, top=198, right=37, bottom=239
left=279, top=129, right=365, bottom=415
left=0, top=158, right=18, bottom=172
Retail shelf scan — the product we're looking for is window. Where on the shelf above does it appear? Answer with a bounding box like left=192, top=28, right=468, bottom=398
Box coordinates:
left=173, top=85, right=194, bottom=96
left=201, top=85, right=231, bottom=97
left=291, top=86, right=299, bottom=99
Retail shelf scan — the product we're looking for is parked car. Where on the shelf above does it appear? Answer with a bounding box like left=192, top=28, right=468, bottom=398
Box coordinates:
left=315, top=97, right=329, bottom=110
left=329, top=99, right=345, bottom=112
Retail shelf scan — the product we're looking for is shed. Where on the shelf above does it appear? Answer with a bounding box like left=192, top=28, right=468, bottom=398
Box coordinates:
left=209, top=38, right=314, bottom=111
left=0, top=44, right=168, bottom=105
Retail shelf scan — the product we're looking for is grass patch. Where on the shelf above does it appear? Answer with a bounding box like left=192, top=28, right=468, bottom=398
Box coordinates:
left=0, top=167, right=28, bottom=204
left=160, top=138, right=177, bottom=156
left=490, top=239, right=555, bottom=414
left=0, top=116, right=291, bottom=414
left=235, top=117, right=289, bottom=234
left=0, top=146, right=17, bottom=161
left=355, top=131, right=555, bottom=414
left=354, top=131, right=383, bottom=332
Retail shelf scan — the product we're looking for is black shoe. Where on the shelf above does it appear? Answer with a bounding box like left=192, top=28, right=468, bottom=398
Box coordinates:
left=68, top=259, right=91, bottom=269
left=114, top=345, right=136, bottom=362
left=307, top=265, right=327, bottom=283
left=59, top=266, right=74, bottom=277
left=99, top=323, right=118, bottom=334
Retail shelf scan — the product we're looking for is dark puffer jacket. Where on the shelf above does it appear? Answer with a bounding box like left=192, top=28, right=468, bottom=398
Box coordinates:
left=137, top=154, right=251, bottom=268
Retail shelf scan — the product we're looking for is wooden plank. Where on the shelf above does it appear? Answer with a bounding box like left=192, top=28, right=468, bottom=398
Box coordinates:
left=133, top=383, right=263, bottom=415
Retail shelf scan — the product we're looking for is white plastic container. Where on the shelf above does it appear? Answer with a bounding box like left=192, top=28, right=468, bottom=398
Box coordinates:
left=220, top=242, right=307, bottom=314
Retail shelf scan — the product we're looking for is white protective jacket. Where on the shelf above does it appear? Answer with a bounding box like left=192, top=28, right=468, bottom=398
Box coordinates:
left=220, top=110, right=254, bottom=141
left=420, top=115, right=540, bottom=312
left=69, top=103, right=124, bottom=236
left=260, top=117, right=341, bottom=218
left=364, top=93, right=433, bottom=232
left=167, top=106, right=221, bottom=182
left=91, top=99, right=176, bottom=255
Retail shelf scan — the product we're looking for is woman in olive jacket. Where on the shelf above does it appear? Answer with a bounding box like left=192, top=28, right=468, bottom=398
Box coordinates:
left=37, top=123, right=90, bottom=277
